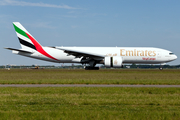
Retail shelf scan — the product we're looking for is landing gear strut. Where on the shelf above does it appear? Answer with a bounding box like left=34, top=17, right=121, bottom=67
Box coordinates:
left=84, top=60, right=99, bottom=70
left=159, top=63, right=165, bottom=70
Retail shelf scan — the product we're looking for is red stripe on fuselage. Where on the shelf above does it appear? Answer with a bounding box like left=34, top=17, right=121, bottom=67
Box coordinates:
left=26, top=33, right=58, bottom=61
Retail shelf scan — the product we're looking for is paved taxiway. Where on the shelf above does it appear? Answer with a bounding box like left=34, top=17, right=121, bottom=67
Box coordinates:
left=0, top=84, right=180, bottom=87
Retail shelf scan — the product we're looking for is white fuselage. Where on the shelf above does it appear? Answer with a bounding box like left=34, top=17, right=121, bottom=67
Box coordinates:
left=13, top=47, right=177, bottom=65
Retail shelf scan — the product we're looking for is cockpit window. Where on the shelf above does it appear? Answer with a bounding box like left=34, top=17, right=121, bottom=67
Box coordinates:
left=169, top=53, right=174, bottom=55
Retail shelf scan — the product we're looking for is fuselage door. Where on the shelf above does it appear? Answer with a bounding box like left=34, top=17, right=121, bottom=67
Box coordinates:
left=157, top=51, right=161, bottom=58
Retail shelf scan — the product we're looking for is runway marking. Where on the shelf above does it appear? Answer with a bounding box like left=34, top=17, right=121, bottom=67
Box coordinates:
left=0, top=84, right=180, bottom=87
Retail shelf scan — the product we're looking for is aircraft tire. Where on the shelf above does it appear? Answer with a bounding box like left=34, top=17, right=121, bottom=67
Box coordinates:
left=85, top=67, right=99, bottom=70
left=159, top=67, right=163, bottom=70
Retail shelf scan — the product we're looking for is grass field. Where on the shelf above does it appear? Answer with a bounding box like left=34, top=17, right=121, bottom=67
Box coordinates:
left=0, top=87, right=180, bottom=120
left=0, top=69, right=180, bottom=119
left=0, top=69, right=180, bottom=84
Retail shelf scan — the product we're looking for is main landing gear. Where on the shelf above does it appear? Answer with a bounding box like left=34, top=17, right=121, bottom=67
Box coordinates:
left=84, top=60, right=99, bottom=70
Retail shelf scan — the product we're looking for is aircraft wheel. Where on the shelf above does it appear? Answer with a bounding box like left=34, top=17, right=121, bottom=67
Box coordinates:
left=159, top=67, right=163, bottom=70
left=85, top=66, right=99, bottom=70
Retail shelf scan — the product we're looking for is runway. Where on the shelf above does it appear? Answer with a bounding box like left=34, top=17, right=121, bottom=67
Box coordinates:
left=0, top=84, right=180, bottom=87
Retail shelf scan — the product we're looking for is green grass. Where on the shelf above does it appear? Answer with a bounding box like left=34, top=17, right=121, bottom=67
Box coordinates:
left=0, top=69, right=180, bottom=84
left=0, top=69, right=180, bottom=119
left=0, top=87, right=179, bottom=119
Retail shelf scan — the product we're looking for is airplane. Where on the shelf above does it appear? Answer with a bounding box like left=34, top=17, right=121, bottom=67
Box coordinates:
left=5, top=22, right=177, bottom=70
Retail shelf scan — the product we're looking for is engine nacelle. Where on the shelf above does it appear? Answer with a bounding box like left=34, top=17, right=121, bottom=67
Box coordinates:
left=104, top=56, right=123, bottom=68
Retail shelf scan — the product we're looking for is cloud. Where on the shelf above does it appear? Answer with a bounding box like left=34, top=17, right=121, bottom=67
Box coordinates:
left=0, top=0, right=78, bottom=9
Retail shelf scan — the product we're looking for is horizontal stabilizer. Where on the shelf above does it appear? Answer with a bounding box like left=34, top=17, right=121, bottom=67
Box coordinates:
left=4, top=48, right=33, bottom=54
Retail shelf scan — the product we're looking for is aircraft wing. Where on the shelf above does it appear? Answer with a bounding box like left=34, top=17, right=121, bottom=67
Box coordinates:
left=5, top=48, right=33, bottom=54
left=56, top=47, right=105, bottom=59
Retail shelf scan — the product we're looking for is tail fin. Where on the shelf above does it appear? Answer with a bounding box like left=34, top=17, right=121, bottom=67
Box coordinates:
left=13, top=22, right=58, bottom=61
left=13, top=22, right=42, bottom=51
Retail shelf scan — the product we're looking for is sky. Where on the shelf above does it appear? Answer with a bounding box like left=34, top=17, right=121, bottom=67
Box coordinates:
left=0, top=0, right=179, bottom=66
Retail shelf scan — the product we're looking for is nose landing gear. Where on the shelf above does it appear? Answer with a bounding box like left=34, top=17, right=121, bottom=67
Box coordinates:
left=159, top=63, right=166, bottom=70
left=159, top=67, right=163, bottom=70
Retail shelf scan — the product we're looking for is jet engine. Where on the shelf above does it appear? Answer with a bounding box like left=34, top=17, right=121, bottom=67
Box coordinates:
left=104, top=56, right=123, bottom=68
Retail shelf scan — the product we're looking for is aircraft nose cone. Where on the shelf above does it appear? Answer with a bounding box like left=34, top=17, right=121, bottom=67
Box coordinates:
left=174, top=55, right=177, bottom=60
